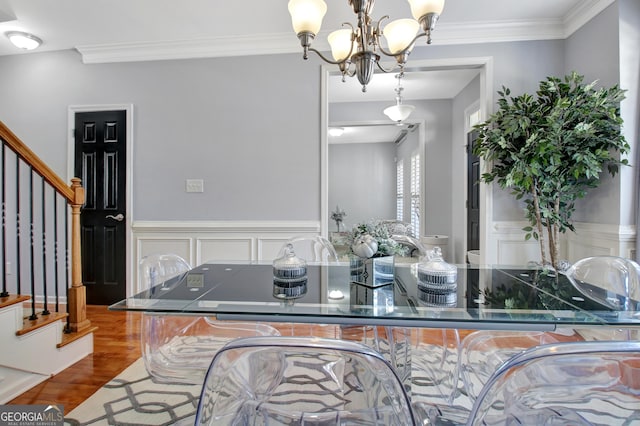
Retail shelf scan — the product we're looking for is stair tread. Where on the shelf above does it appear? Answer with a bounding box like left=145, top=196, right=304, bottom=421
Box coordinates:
left=18, top=311, right=68, bottom=336
left=0, top=295, right=30, bottom=309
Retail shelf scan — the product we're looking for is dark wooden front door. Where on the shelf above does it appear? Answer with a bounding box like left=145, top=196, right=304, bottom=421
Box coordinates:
left=74, top=110, right=127, bottom=305
left=467, top=130, right=480, bottom=253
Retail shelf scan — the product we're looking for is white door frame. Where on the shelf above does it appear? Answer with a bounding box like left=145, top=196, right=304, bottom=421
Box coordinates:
left=321, top=57, right=494, bottom=265
left=67, top=104, right=135, bottom=298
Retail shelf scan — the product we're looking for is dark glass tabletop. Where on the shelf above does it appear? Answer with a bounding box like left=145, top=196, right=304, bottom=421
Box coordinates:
left=110, top=261, right=640, bottom=331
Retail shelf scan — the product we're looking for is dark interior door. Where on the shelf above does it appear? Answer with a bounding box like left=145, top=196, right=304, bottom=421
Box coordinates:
left=467, top=130, right=480, bottom=253
left=74, top=110, right=127, bottom=305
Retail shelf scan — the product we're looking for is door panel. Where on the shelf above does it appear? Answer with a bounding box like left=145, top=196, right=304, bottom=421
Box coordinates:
left=75, top=110, right=127, bottom=305
left=467, top=130, right=480, bottom=253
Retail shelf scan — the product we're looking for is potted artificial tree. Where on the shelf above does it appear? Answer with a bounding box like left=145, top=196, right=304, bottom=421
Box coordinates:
left=474, top=72, right=629, bottom=270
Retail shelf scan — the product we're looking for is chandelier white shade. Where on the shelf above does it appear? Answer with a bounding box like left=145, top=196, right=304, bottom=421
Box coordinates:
left=5, top=31, right=42, bottom=50
left=288, top=0, right=445, bottom=92
left=384, top=73, right=415, bottom=123
left=383, top=19, right=420, bottom=54
left=288, top=0, right=327, bottom=35
left=384, top=104, right=415, bottom=123
left=409, top=0, right=446, bottom=20
left=327, top=29, right=352, bottom=62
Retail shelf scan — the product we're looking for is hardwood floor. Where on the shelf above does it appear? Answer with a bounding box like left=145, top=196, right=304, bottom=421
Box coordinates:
left=9, top=305, right=142, bottom=414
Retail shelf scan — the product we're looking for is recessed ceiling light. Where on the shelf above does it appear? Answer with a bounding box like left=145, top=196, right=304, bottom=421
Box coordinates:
left=6, top=31, right=42, bottom=50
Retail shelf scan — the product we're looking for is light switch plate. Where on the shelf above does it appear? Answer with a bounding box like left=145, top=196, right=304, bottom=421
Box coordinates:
left=186, top=179, right=204, bottom=193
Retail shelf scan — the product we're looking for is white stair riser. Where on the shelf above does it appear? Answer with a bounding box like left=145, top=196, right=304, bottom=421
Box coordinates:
left=0, top=303, right=93, bottom=378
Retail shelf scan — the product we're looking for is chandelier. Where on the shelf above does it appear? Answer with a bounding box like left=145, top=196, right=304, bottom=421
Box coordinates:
left=384, top=73, right=414, bottom=123
left=288, top=0, right=445, bottom=92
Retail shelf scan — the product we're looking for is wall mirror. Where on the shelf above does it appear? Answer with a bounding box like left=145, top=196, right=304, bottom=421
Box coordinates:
left=321, top=58, right=491, bottom=263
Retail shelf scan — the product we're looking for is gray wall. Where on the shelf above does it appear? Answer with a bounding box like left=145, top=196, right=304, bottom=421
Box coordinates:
left=565, top=2, right=623, bottom=225
left=0, top=50, right=322, bottom=221
left=328, top=141, right=396, bottom=229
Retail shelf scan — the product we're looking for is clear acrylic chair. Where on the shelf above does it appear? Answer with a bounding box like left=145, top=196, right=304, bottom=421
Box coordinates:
left=277, top=236, right=339, bottom=263
left=457, top=256, right=640, bottom=403
left=467, top=340, right=640, bottom=425
left=390, top=234, right=427, bottom=260
left=138, top=252, right=192, bottom=293
left=139, top=254, right=280, bottom=384
left=567, top=255, right=640, bottom=341
left=411, top=328, right=463, bottom=406
left=457, top=330, right=566, bottom=404
left=566, top=255, right=640, bottom=311
left=194, top=336, right=416, bottom=425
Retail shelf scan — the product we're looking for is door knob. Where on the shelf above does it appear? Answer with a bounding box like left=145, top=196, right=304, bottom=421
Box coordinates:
left=106, top=213, right=124, bottom=221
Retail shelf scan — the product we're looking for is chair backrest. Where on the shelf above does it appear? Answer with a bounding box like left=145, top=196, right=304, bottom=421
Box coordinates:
left=467, top=340, right=640, bottom=426
left=458, top=330, right=563, bottom=403
left=390, top=234, right=427, bottom=258
left=380, top=220, right=413, bottom=237
left=195, top=336, right=415, bottom=426
left=138, top=253, right=191, bottom=292
left=565, top=255, right=640, bottom=311
left=278, top=236, right=339, bottom=262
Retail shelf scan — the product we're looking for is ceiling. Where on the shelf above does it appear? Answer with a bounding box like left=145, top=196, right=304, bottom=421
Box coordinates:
left=0, top=0, right=612, bottom=60
left=0, top=0, right=613, bottom=143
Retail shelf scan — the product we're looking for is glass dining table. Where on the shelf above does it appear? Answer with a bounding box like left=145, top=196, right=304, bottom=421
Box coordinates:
left=110, top=260, right=640, bottom=331
left=110, top=259, right=640, bottom=406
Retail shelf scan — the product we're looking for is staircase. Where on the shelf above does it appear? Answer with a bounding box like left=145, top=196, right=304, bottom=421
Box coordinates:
left=0, top=121, right=95, bottom=403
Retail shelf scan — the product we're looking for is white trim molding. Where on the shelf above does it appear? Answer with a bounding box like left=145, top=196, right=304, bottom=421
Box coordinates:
left=131, top=220, right=320, bottom=295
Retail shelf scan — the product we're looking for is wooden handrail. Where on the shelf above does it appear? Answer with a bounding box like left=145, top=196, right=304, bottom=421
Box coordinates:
left=0, top=121, right=74, bottom=202
left=0, top=120, right=90, bottom=333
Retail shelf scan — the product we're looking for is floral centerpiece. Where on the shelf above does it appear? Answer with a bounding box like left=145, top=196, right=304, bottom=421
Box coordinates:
left=347, top=220, right=407, bottom=259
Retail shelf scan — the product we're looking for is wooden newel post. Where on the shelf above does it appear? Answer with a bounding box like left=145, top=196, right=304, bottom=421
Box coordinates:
left=67, top=177, right=91, bottom=332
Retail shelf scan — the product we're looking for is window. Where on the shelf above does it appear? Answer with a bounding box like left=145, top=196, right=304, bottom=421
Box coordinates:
left=469, top=107, right=481, bottom=128
left=410, top=153, right=420, bottom=237
left=396, top=159, right=404, bottom=222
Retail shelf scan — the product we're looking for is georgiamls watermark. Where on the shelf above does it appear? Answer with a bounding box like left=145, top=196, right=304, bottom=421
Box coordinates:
left=0, top=405, right=64, bottom=426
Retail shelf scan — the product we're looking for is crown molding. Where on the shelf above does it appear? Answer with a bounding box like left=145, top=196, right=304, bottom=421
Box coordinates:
left=77, top=33, right=298, bottom=64
left=76, top=0, right=615, bottom=64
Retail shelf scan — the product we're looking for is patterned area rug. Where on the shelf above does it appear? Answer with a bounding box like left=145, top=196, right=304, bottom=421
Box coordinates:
left=63, top=343, right=466, bottom=425
left=64, top=359, right=201, bottom=426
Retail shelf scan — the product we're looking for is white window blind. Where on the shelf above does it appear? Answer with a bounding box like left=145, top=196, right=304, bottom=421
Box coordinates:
left=396, top=159, right=404, bottom=222
left=469, top=108, right=481, bottom=128
left=410, top=153, right=420, bottom=237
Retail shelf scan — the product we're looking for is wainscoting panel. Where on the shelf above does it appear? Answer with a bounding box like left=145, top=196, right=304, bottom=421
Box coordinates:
left=496, top=239, right=541, bottom=266
left=131, top=220, right=320, bottom=297
left=137, top=238, right=193, bottom=265
left=258, top=238, right=291, bottom=262
left=491, top=221, right=637, bottom=266
left=566, top=223, right=636, bottom=262
left=197, top=238, right=254, bottom=263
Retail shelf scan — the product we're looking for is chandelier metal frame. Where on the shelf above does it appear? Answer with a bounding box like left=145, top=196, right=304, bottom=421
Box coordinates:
left=289, top=0, right=445, bottom=91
